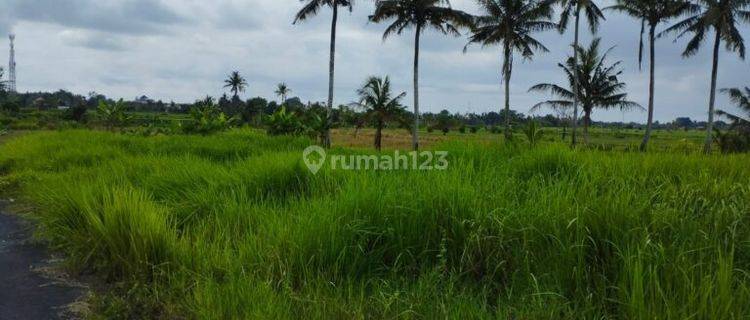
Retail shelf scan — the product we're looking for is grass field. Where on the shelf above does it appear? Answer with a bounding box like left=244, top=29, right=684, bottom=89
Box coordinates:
left=332, top=127, right=707, bottom=152
left=0, top=129, right=748, bottom=319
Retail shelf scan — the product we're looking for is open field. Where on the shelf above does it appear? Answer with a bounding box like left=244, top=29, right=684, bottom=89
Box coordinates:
left=332, top=127, right=707, bottom=152
left=0, top=129, right=748, bottom=319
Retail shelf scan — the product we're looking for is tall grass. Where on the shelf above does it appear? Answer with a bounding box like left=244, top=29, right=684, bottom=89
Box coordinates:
left=0, top=129, right=748, bottom=319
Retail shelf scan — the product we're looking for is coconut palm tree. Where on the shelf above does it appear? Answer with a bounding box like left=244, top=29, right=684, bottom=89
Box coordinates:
left=370, top=0, right=473, bottom=150
left=662, top=0, right=749, bottom=153
left=223, top=71, right=248, bottom=99
left=558, top=0, right=605, bottom=146
left=295, top=0, right=354, bottom=148
left=530, top=38, right=643, bottom=143
left=465, top=0, right=557, bottom=141
left=275, top=83, right=292, bottom=105
left=607, top=0, right=695, bottom=151
left=356, top=76, right=407, bottom=150
left=718, top=87, right=750, bottom=130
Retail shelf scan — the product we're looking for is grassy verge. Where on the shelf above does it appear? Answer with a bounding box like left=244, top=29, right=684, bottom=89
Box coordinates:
left=0, top=129, right=748, bottom=319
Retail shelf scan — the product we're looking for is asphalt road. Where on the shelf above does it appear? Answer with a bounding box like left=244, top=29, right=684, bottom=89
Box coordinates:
left=0, top=206, right=82, bottom=320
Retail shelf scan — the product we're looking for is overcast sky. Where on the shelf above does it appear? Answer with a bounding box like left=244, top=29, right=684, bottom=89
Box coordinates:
left=0, top=0, right=747, bottom=122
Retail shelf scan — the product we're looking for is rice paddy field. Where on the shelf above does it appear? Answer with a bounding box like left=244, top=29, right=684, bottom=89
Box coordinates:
left=0, top=129, right=749, bottom=319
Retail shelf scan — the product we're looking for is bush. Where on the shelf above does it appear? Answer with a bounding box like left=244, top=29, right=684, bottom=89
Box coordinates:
left=714, top=129, right=750, bottom=153
left=182, top=99, right=235, bottom=135
left=469, top=126, right=479, bottom=134
left=97, top=100, right=132, bottom=130
left=266, top=107, right=304, bottom=136
left=523, top=121, right=544, bottom=147
left=458, top=126, right=466, bottom=134
left=64, top=104, right=88, bottom=123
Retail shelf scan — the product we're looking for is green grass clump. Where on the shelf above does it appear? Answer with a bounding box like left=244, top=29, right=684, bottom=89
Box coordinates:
left=0, top=128, right=749, bottom=319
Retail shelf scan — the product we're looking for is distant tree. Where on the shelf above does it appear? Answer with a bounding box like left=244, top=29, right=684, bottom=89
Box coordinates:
left=295, top=0, right=355, bottom=148
left=435, top=109, right=455, bottom=135
left=530, top=38, right=642, bottom=143
left=266, top=101, right=280, bottom=115
left=246, top=97, right=269, bottom=124
left=371, top=0, right=473, bottom=150
left=663, top=0, right=749, bottom=153
left=356, top=76, right=407, bottom=150
left=64, top=103, right=88, bottom=123
left=465, top=0, right=557, bottom=141
left=275, top=83, right=292, bottom=105
left=557, top=0, right=606, bottom=146
left=674, top=117, right=695, bottom=129
left=607, top=0, right=695, bottom=151
left=223, top=71, right=248, bottom=99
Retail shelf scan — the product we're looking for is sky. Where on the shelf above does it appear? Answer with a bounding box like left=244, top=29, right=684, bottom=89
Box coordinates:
left=0, top=0, right=748, bottom=123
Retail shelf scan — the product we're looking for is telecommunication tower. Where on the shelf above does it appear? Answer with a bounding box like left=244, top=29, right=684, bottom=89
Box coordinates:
left=8, top=34, right=16, bottom=92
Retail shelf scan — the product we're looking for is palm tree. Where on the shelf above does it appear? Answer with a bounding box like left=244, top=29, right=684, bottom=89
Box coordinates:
left=223, top=71, right=248, bottom=99
left=662, top=0, right=749, bottom=153
left=275, top=83, right=292, bottom=105
left=370, top=0, right=473, bottom=151
left=356, top=76, right=407, bottom=150
left=607, top=0, right=695, bottom=151
left=558, top=0, right=605, bottom=146
left=295, top=0, right=354, bottom=148
left=465, top=0, right=557, bottom=141
left=718, top=87, right=750, bottom=131
left=530, top=38, right=643, bottom=143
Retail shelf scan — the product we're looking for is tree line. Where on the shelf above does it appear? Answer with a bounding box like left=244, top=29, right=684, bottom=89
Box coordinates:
left=294, top=0, right=748, bottom=153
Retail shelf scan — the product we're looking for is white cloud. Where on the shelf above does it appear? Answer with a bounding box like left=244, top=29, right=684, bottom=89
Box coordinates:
left=0, top=0, right=747, bottom=122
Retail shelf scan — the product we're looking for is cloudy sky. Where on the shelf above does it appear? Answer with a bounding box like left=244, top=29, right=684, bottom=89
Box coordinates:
left=0, top=0, right=747, bottom=122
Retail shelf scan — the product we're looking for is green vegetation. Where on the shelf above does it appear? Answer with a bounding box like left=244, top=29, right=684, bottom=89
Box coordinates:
left=1, top=129, right=749, bottom=318
left=465, top=0, right=557, bottom=140
left=662, top=0, right=748, bottom=153
left=530, top=38, right=642, bottom=144
left=371, top=0, right=473, bottom=150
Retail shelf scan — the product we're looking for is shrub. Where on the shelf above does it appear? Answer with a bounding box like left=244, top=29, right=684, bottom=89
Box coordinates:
left=97, top=99, right=132, bottom=130
left=182, top=99, right=235, bottom=135
left=64, top=104, right=88, bottom=123
left=266, top=107, right=304, bottom=136
left=714, top=129, right=750, bottom=153
left=523, top=121, right=544, bottom=146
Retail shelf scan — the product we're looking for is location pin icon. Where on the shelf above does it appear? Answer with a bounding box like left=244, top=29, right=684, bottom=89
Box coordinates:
left=303, top=145, right=326, bottom=175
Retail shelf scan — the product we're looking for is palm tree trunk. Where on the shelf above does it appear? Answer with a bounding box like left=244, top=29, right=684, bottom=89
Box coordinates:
left=570, top=8, right=581, bottom=147
left=503, top=45, right=513, bottom=141
left=412, top=25, right=422, bottom=151
left=583, top=110, right=591, bottom=145
left=640, top=24, right=656, bottom=152
left=375, top=121, right=383, bottom=151
left=704, top=28, right=721, bottom=154
left=324, top=3, right=338, bottom=149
